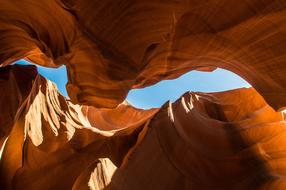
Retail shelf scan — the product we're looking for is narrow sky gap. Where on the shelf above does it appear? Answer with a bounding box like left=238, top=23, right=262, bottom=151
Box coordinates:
left=15, top=60, right=68, bottom=97
left=127, top=69, right=251, bottom=109
left=15, top=59, right=251, bottom=109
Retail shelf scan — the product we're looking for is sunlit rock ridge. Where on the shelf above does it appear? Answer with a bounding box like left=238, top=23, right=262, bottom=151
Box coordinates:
left=0, top=0, right=286, bottom=189
left=1, top=65, right=286, bottom=189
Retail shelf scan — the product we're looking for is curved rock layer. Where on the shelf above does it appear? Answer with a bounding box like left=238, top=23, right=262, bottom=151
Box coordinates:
left=0, top=0, right=286, bottom=109
left=0, top=65, right=286, bottom=189
left=104, top=89, right=286, bottom=190
left=0, top=65, right=156, bottom=189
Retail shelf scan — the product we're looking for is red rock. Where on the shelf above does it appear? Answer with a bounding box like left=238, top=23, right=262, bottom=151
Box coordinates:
left=0, top=65, right=286, bottom=189
left=0, top=1, right=286, bottom=109
left=1, top=0, right=286, bottom=189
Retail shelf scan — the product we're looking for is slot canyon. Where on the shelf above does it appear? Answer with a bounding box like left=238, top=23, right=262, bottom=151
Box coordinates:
left=0, top=0, right=286, bottom=189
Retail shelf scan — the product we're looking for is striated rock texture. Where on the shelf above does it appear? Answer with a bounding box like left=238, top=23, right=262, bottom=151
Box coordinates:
left=0, top=65, right=158, bottom=189
left=1, top=0, right=286, bottom=189
left=0, top=0, right=286, bottom=109
left=1, top=65, right=286, bottom=190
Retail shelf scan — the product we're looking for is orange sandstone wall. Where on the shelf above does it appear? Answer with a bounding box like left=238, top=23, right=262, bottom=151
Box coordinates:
left=0, top=65, right=286, bottom=189
left=0, top=0, right=286, bottom=109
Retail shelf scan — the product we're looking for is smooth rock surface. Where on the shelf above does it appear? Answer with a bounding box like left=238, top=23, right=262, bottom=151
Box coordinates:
left=0, top=1, right=286, bottom=109
left=0, top=65, right=286, bottom=189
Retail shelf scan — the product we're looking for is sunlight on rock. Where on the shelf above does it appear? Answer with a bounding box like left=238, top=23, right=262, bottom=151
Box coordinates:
left=1, top=1, right=286, bottom=189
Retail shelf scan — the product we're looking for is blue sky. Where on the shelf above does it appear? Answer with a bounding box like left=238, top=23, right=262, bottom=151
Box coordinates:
left=15, top=60, right=251, bottom=109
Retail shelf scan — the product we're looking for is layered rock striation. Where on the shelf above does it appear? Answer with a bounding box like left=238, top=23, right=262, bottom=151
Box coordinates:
left=0, top=65, right=286, bottom=189
left=0, top=0, right=286, bottom=109
left=1, top=1, right=286, bottom=189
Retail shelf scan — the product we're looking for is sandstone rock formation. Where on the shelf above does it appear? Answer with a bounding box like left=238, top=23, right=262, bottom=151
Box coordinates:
left=0, top=65, right=157, bottom=189
left=0, top=0, right=286, bottom=109
left=1, top=65, right=286, bottom=189
left=1, top=0, right=286, bottom=189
